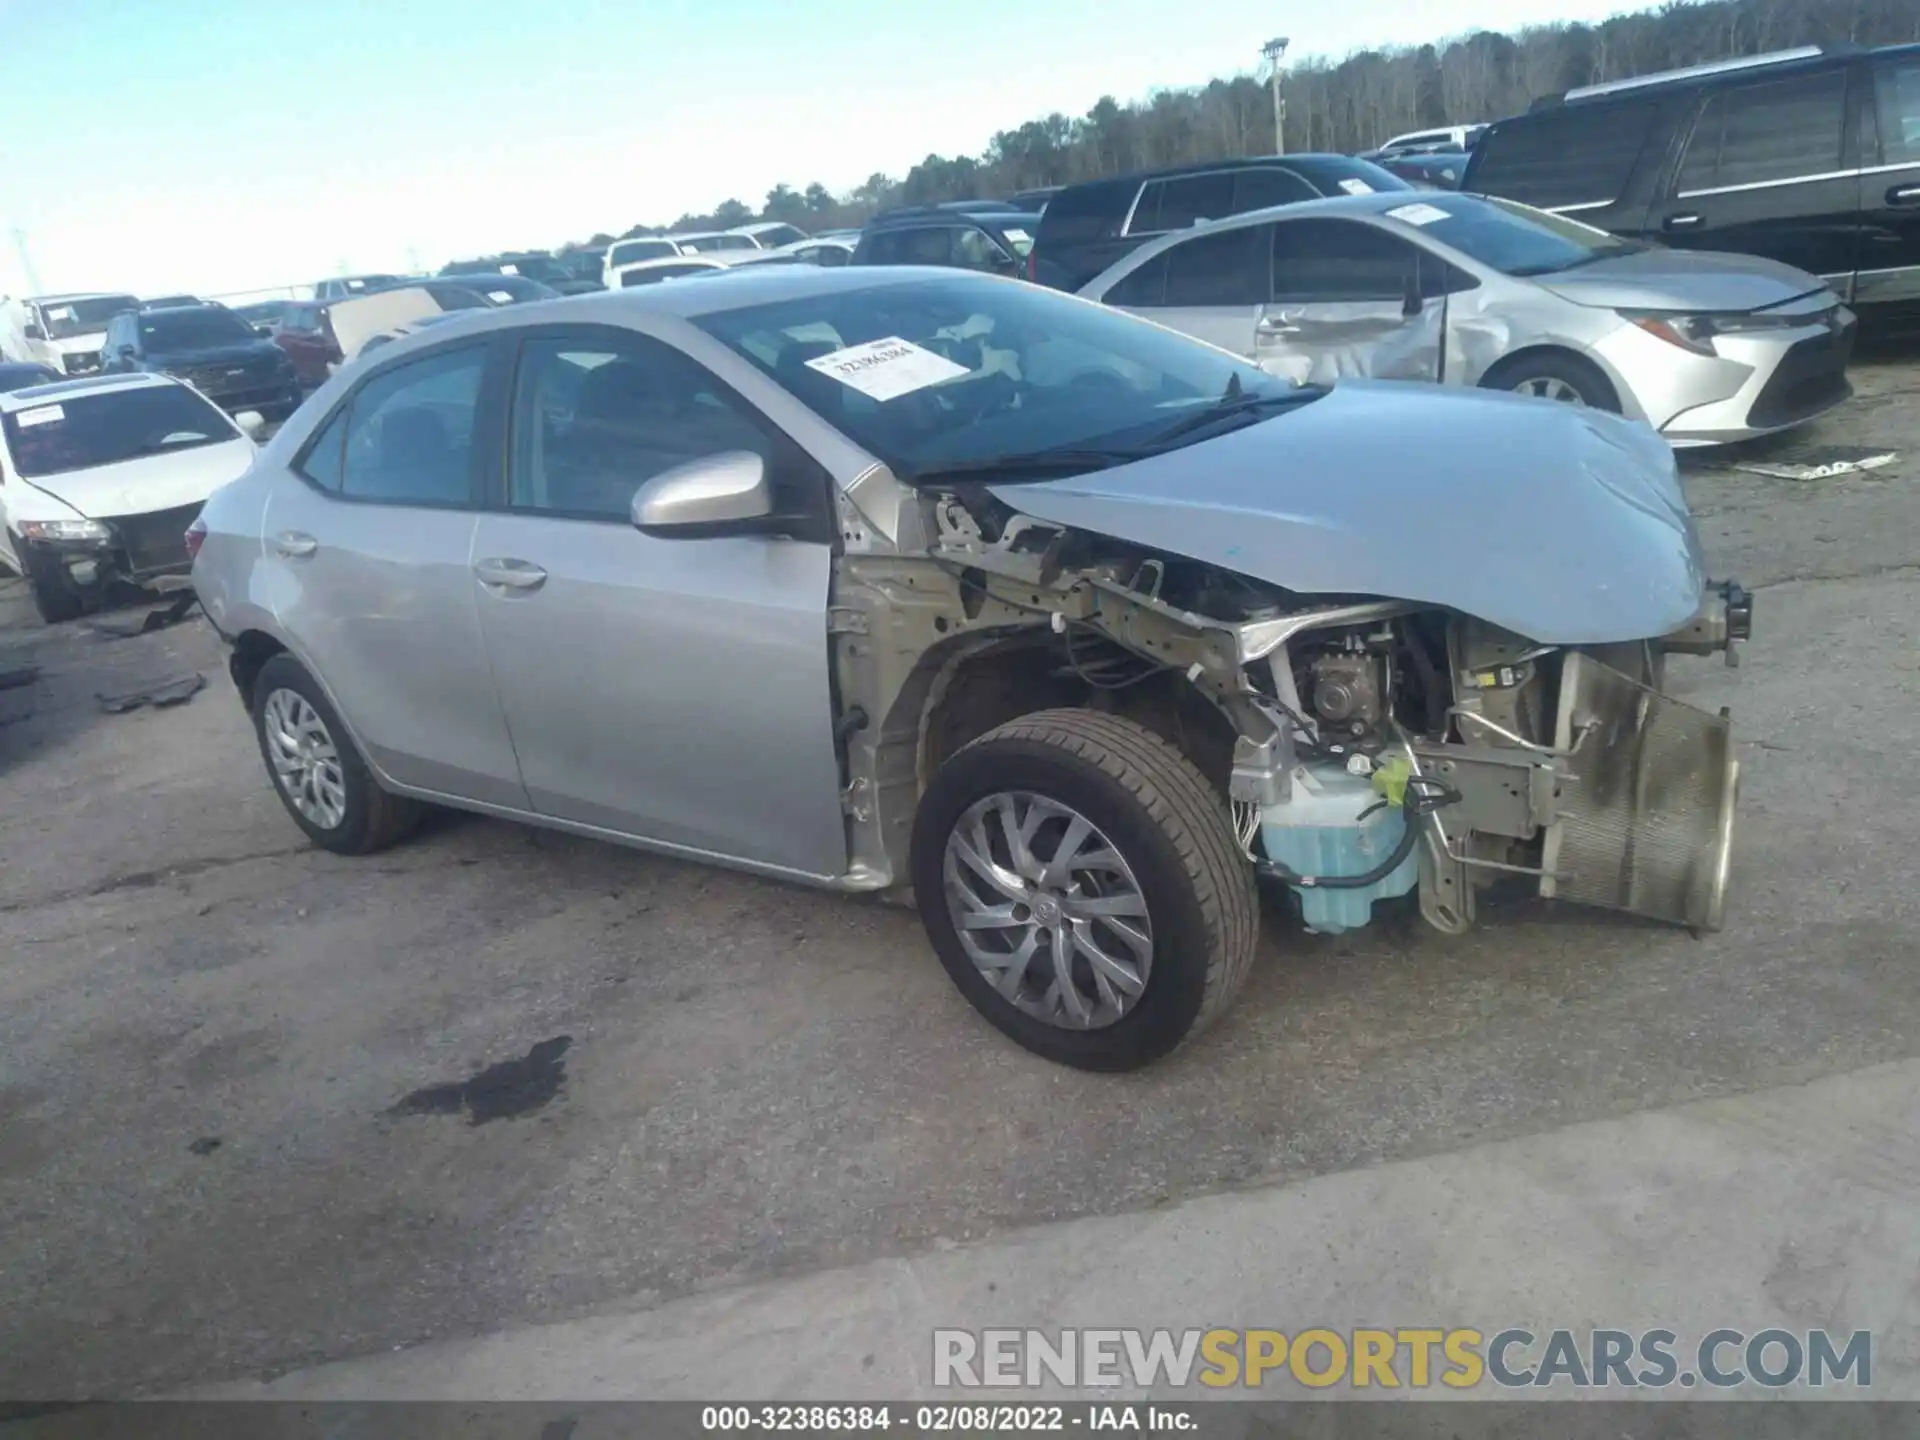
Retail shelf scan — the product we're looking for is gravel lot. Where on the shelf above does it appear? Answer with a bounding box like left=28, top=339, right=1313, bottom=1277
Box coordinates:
left=3, top=349, right=1918, bottom=1398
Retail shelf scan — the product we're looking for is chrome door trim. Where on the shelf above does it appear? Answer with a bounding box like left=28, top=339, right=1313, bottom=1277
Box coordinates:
left=1676, top=167, right=1859, bottom=199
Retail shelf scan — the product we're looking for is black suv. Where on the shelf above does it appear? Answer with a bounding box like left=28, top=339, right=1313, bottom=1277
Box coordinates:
left=1026, top=155, right=1412, bottom=291
left=100, top=304, right=301, bottom=420
left=1464, top=44, right=1920, bottom=323
left=850, top=203, right=1041, bottom=274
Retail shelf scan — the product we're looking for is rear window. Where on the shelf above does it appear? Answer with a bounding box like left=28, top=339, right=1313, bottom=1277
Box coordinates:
left=1468, top=102, right=1657, bottom=210
left=608, top=239, right=677, bottom=266
left=1033, top=177, right=1137, bottom=247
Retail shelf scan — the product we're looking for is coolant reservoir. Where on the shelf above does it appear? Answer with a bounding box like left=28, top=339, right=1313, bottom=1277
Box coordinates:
left=1260, top=761, right=1418, bottom=935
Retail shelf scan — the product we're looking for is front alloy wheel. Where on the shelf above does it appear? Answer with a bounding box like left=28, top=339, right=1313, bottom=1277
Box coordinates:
left=943, top=791, right=1153, bottom=1030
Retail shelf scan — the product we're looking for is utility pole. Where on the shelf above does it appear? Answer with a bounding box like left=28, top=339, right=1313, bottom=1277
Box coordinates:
left=10, top=226, right=44, bottom=296
left=1262, top=36, right=1291, bottom=155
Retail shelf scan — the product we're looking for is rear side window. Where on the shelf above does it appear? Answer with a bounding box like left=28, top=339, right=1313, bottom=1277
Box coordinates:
left=1105, top=252, right=1169, bottom=307
left=1677, top=70, right=1848, bottom=192
left=1271, top=220, right=1418, bottom=304
left=1131, top=172, right=1235, bottom=234
left=299, top=408, right=349, bottom=491
left=1469, top=103, right=1657, bottom=209
left=1162, top=225, right=1269, bottom=306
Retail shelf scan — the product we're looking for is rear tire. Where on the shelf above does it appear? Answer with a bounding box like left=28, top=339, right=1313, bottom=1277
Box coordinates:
left=911, top=709, right=1259, bottom=1071
left=1482, top=351, right=1621, bottom=412
left=251, top=653, right=424, bottom=855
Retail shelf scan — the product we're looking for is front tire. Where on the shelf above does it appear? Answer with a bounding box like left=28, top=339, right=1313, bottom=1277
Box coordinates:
left=251, top=653, right=424, bottom=855
left=911, top=709, right=1259, bottom=1071
left=20, top=548, right=85, bottom=624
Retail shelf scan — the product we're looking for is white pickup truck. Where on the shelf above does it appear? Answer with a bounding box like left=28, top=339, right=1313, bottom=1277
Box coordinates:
left=6, top=292, right=140, bottom=376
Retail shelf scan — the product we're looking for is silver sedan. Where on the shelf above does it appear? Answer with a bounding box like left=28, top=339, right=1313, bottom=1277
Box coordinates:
left=1078, top=191, right=1856, bottom=446
left=192, top=268, right=1750, bottom=1071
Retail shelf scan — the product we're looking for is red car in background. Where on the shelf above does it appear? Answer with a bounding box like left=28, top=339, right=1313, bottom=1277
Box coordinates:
left=266, top=301, right=341, bottom=389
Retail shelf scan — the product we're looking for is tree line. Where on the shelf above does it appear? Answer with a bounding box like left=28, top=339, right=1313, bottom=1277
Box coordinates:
left=567, top=0, right=1920, bottom=250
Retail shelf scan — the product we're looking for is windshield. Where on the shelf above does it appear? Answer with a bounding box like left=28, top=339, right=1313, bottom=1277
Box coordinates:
left=1402, top=194, right=1640, bottom=275
left=140, top=307, right=257, bottom=350
left=694, top=274, right=1310, bottom=479
left=499, top=255, right=568, bottom=282
left=750, top=225, right=808, bottom=248
left=679, top=234, right=759, bottom=253
left=2, top=384, right=237, bottom=478
left=37, top=296, right=138, bottom=340
left=609, top=239, right=676, bottom=266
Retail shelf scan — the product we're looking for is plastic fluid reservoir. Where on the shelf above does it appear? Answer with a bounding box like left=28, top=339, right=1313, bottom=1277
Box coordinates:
left=1260, top=760, right=1418, bottom=934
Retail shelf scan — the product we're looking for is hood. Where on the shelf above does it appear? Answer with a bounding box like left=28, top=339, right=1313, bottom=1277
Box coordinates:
left=19, top=436, right=256, bottom=519
left=154, top=340, right=283, bottom=368
left=993, top=381, right=1704, bottom=646
left=1532, top=247, right=1829, bottom=313
left=48, top=333, right=107, bottom=355
left=328, top=287, right=444, bottom=357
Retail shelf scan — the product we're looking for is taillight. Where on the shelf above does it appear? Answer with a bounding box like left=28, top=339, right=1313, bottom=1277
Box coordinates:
left=184, top=515, right=208, bottom=561
left=1026, top=251, right=1038, bottom=282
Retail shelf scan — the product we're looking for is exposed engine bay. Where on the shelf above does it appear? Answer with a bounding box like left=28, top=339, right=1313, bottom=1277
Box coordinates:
left=829, top=482, right=1749, bottom=938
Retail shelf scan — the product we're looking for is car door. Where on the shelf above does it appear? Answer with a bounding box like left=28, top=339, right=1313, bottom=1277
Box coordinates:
left=1859, top=48, right=1920, bottom=308
left=101, top=314, right=135, bottom=373
left=1107, top=223, right=1270, bottom=357
left=262, top=340, right=529, bottom=809
left=1658, top=65, right=1861, bottom=286
left=1259, top=218, right=1441, bottom=385
left=466, top=324, right=846, bottom=879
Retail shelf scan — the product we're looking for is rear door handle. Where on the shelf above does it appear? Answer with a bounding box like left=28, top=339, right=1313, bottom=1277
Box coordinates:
left=1256, top=318, right=1300, bottom=336
left=271, top=530, right=317, bottom=559
left=1889, top=184, right=1920, bottom=205
left=474, top=557, right=548, bottom=592
left=1663, top=212, right=1703, bottom=231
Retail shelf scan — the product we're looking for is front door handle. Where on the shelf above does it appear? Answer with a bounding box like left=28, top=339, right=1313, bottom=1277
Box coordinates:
left=1664, top=212, right=1703, bottom=231
left=474, top=557, right=548, bottom=592
left=1889, top=184, right=1920, bottom=206
left=271, top=530, right=317, bottom=559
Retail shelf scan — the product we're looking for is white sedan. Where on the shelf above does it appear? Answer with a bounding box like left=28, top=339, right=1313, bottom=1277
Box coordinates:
left=0, top=371, right=261, bottom=622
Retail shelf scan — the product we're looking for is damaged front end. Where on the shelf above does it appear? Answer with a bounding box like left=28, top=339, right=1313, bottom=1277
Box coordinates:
left=829, top=474, right=1751, bottom=939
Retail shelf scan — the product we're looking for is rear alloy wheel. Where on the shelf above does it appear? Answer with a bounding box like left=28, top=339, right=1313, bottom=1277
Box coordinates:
left=251, top=653, right=424, bottom=855
left=911, top=709, right=1259, bottom=1071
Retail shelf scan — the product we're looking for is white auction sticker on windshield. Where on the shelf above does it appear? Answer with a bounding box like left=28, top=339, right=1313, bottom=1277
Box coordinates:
left=13, top=405, right=65, bottom=427
left=46, top=306, right=75, bottom=321
left=804, top=336, right=969, bottom=402
left=1338, top=179, right=1375, bottom=195
left=499, top=263, right=519, bottom=275
left=1386, top=202, right=1452, bottom=226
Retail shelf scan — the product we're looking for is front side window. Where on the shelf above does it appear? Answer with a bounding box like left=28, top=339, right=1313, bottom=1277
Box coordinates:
left=1677, top=70, right=1848, bottom=193
left=1469, top=104, right=1656, bottom=210
left=1131, top=172, right=1235, bottom=234
left=894, top=227, right=964, bottom=266
left=1874, top=57, right=1920, bottom=167
left=2, top=384, right=238, bottom=479
left=506, top=335, right=777, bottom=519
left=1163, top=225, right=1269, bottom=306
left=694, top=273, right=1311, bottom=481
left=330, top=345, right=486, bottom=505
left=1271, top=220, right=1418, bottom=303
left=1232, top=168, right=1317, bottom=212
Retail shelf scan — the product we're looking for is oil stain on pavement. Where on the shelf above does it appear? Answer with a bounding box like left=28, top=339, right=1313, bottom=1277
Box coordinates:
left=389, top=1036, right=573, bottom=1126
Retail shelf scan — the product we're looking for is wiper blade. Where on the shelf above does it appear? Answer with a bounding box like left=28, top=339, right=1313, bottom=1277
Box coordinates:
left=901, top=449, right=1146, bottom=484
left=1145, top=386, right=1323, bottom=447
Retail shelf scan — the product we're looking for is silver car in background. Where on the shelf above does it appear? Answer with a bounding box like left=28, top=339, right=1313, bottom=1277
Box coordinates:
left=192, top=269, right=1752, bottom=1072
left=1080, top=191, right=1857, bottom=446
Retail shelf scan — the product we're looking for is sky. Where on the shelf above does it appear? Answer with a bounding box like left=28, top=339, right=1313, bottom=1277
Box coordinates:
left=1, top=0, right=1646, bottom=300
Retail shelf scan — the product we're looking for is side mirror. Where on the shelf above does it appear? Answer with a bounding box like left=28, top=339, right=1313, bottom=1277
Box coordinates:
left=235, top=410, right=267, bottom=438
left=632, top=451, right=776, bottom=538
left=254, top=323, right=273, bottom=337
left=24, top=324, right=45, bottom=341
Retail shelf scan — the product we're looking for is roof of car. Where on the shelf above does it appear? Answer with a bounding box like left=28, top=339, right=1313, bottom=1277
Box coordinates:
left=865, top=205, right=1040, bottom=229
left=0, top=370, right=176, bottom=411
